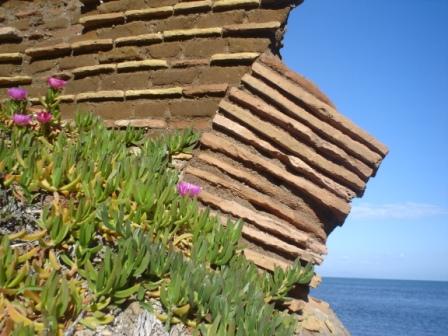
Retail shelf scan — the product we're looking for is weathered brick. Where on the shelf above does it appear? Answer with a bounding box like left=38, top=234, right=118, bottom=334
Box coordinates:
left=152, top=16, right=198, bottom=33
left=65, top=77, right=100, bottom=94
left=195, top=10, right=246, bottom=28
left=96, top=22, right=148, bottom=40
left=174, top=1, right=212, bottom=14
left=210, top=52, right=259, bottom=65
left=246, top=8, right=289, bottom=23
left=183, top=39, right=228, bottom=58
left=72, top=39, right=113, bottom=54
left=0, top=64, right=18, bottom=77
left=223, top=22, right=281, bottom=36
left=170, top=98, right=220, bottom=117
left=0, top=27, right=22, bottom=42
left=164, top=27, right=222, bottom=41
left=98, top=0, right=131, bottom=13
left=133, top=101, right=170, bottom=118
left=0, top=42, right=30, bottom=54
left=114, top=118, right=168, bottom=128
left=72, top=64, right=116, bottom=78
left=126, top=87, right=183, bottom=99
left=199, top=66, right=249, bottom=84
left=125, top=6, right=173, bottom=21
left=90, top=102, right=130, bottom=119
left=44, top=16, right=70, bottom=30
left=0, top=53, right=23, bottom=63
left=23, top=59, right=58, bottom=75
left=183, top=84, right=228, bottom=98
left=151, top=68, right=199, bottom=86
left=117, top=59, right=168, bottom=72
left=169, top=118, right=211, bottom=130
left=228, top=37, right=271, bottom=53
left=99, top=72, right=149, bottom=90
left=115, top=33, right=162, bottom=47
left=59, top=55, right=98, bottom=70
left=0, top=76, right=32, bottom=87
left=213, top=0, right=260, bottom=11
left=146, top=42, right=182, bottom=59
left=98, top=47, right=142, bottom=63
left=170, top=59, right=209, bottom=68
left=76, top=90, right=125, bottom=102
left=79, top=13, right=125, bottom=29
left=26, top=43, right=71, bottom=59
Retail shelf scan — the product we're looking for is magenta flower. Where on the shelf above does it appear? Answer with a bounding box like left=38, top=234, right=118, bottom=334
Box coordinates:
left=36, top=111, right=52, bottom=124
left=177, top=181, right=201, bottom=197
left=12, top=114, right=32, bottom=126
left=47, top=77, right=67, bottom=90
left=7, top=87, right=28, bottom=101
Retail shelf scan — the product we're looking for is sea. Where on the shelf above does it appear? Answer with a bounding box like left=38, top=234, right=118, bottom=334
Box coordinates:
left=311, top=277, right=448, bottom=336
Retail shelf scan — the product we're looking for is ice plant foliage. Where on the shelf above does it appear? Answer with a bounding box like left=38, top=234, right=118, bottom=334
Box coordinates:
left=7, top=87, right=28, bottom=101
left=47, top=76, right=67, bottom=90
left=12, top=113, right=32, bottom=126
left=0, top=111, right=314, bottom=334
left=177, top=181, right=201, bottom=197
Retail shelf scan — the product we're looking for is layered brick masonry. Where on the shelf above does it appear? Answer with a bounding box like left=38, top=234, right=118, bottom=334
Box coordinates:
left=0, top=0, right=299, bottom=129
left=0, top=0, right=387, bottom=284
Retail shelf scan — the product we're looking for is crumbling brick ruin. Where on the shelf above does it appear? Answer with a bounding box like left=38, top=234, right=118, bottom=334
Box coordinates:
left=0, top=1, right=388, bottom=333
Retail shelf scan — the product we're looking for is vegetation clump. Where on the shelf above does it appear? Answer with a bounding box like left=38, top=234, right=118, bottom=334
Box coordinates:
left=0, top=81, right=314, bottom=335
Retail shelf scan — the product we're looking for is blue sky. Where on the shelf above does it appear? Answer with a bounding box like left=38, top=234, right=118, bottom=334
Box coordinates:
left=282, top=0, right=448, bottom=281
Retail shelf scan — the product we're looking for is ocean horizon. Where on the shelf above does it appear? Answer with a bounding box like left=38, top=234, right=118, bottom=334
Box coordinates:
left=312, top=277, right=448, bottom=336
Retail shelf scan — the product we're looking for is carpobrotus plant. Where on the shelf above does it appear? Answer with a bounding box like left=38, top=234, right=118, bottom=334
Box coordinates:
left=0, top=81, right=314, bottom=335
left=0, top=76, right=67, bottom=140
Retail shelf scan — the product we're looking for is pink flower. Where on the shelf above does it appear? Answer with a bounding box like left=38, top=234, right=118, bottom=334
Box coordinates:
left=36, top=111, right=52, bottom=124
left=47, top=77, right=67, bottom=90
left=12, top=114, right=32, bottom=126
left=7, top=87, right=28, bottom=101
left=177, top=181, right=201, bottom=197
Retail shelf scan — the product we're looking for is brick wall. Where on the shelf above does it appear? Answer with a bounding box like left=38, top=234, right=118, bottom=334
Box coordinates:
left=0, top=0, right=301, bottom=129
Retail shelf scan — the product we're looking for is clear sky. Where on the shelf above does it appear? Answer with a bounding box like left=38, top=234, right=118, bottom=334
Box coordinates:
left=282, top=0, right=448, bottom=281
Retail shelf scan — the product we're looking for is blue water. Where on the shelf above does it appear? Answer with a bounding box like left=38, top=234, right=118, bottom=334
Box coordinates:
left=312, top=277, right=448, bottom=336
